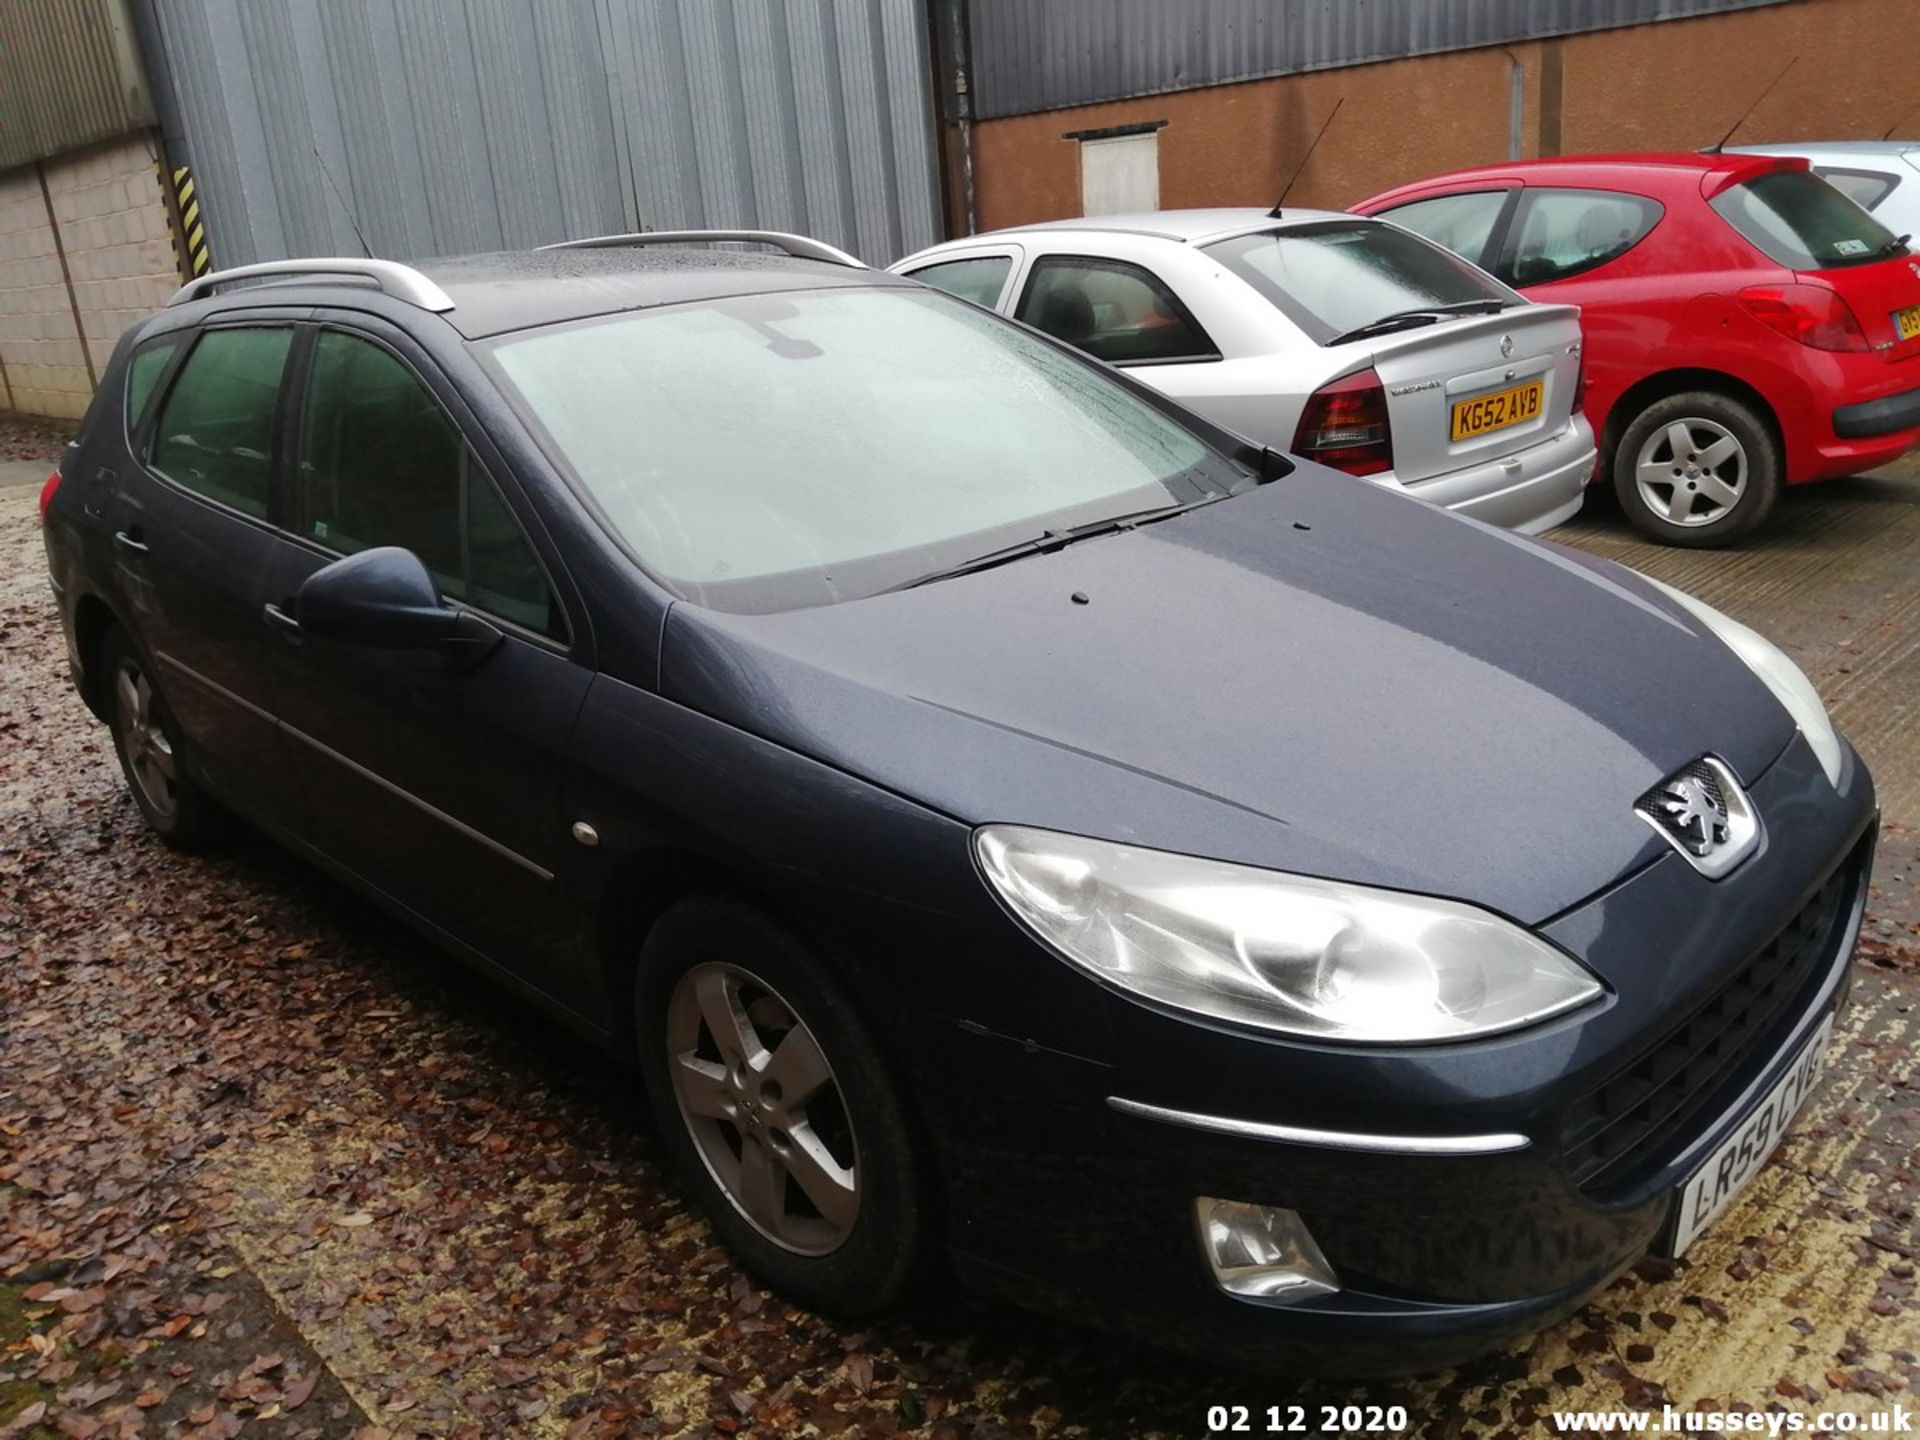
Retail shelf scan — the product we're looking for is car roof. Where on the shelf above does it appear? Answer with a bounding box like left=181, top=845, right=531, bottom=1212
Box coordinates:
left=1731, top=141, right=1920, bottom=159
left=178, top=246, right=911, bottom=341
left=1453, top=151, right=1787, bottom=176
left=985, top=207, right=1354, bottom=245
left=1356, top=151, right=1805, bottom=209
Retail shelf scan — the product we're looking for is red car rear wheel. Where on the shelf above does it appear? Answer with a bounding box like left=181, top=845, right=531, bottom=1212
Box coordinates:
left=1612, top=391, right=1781, bottom=547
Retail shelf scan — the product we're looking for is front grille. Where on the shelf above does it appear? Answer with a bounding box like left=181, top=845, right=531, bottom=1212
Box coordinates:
left=1561, top=862, right=1855, bottom=1196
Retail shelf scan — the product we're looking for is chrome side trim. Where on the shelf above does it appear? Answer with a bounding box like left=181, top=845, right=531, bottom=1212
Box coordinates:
left=1106, top=1096, right=1532, bottom=1156
left=279, top=722, right=553, bottom=881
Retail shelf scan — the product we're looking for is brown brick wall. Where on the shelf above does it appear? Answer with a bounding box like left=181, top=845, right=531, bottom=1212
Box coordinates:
left=969, top=0, right=1920, bottom=232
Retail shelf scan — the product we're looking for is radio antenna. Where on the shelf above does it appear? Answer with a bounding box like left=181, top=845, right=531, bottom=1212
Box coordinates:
left=1272, top=97, right=1345, bottom=216
left=313, top=144, right=373, bottom=258
left=1884, top=100, right=1920, bottom=140
left=1706, top=57, right=1797, bottom=153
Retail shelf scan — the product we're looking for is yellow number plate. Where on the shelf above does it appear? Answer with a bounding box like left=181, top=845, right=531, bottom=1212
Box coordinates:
left=1894, top=305, right=1920, bottom=342
left=1450, top=379, right=1544, bottom=442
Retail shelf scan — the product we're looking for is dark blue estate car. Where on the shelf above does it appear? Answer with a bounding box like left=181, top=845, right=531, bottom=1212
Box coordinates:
left=41, top=233, right=1876, bottom=1375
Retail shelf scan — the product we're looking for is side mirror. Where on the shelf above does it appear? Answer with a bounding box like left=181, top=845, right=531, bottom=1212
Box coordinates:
left=286, top=547, right=499, bottom=664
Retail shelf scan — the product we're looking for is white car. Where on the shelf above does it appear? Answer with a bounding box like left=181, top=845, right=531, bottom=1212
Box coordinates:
left=1731, top=143, right=1920, bottom=243
left=891, top=209, right=1595, bottom=534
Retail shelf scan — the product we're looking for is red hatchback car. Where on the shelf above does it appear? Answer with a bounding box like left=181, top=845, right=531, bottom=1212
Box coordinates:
left=1357, top=153, right=1920, bottom=545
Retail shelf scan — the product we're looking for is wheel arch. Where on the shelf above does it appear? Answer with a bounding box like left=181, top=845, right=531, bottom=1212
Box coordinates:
left=596, top=846, right=830, bottom=1059
left=1599, top=367, right=1782, bottom=466
left=70, top=590, right=122, bottom=721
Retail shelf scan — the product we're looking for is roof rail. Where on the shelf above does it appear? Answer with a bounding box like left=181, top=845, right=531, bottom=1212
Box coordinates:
left=169, top=258, right=456, bottom=312
left=538, top=229, right=866, bottom=269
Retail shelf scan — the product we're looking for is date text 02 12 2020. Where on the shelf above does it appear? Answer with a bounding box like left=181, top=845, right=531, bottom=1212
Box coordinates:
left=1208, top=1404, right=1411, bottom=1434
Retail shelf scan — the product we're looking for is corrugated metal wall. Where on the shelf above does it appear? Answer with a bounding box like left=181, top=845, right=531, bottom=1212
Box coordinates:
left=968, top=0, right=1797, bottom=119
left=0, top=0, right=154, bottom=170
left=137, top=0, right=942, bottom=267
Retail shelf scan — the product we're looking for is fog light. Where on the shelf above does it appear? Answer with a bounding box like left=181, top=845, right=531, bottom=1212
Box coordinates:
left=1195, top=1197, right=1340, bottom=1301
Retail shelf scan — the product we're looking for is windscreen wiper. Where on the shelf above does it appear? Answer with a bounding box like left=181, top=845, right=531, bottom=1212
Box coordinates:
left=1329, top=298, right=1513, bottom=347
left=881, top=497, right=1225, bottom=595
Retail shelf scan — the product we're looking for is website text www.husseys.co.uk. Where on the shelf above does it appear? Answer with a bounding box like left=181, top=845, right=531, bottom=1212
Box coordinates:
left=1550, top=1404, right=1915, bottom=1434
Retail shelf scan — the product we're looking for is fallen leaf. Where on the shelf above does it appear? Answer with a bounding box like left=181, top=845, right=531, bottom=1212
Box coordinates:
left=283, top=1370, right=320, bottom=1411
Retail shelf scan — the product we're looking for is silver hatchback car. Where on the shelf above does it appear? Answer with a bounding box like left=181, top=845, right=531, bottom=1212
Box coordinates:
left=893, top=209, right=1596, bottom=534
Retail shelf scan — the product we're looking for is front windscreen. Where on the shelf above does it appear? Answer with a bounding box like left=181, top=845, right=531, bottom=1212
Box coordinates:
left=488, top=287, right=1247, bottom=613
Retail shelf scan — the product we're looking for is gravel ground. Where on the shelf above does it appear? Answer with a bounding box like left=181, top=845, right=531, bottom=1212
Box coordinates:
left=0, top=415, right=74, bottom=468
left=2, top=482, right=1916, bottom=1440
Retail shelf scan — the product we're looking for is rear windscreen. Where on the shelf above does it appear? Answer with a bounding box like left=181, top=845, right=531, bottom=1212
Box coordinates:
left=1711, top=169, right=1906, bottom=269
left=1203, top=222, right=1511, bottom=346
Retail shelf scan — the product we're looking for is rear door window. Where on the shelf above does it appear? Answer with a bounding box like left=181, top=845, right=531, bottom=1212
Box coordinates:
left=1015, top=256, right=1218, bottom=364
left=1375, top=190, right=1511, bottom=266
left=1711, top=168, right=1905, bottom=268
left=148, top=327, right=293, bottom=519
left=1204, top=221, right=1513, bottom=346
left=904, top=255, right=1014, bottom=309
left=1813, top=167, right=1900, bottom=214
left=1505, top=190, right=1664, bottom=285
left=126, top=337, right=182, bottom=431
left=299, top=330, right=562, bottom=638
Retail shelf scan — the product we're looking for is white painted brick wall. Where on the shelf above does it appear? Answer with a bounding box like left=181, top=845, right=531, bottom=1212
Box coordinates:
left=0, top=132, right=183, bottom=420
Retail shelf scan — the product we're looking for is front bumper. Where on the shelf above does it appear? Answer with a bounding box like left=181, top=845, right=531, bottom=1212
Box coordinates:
left=1399, top=414, right=1595, bottom=535
left=924, top=735, right=1877, bottom=1375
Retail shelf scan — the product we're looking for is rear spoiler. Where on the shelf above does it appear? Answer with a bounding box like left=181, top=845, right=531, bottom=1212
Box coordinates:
left=1700, top=152, right=1807, bottom=200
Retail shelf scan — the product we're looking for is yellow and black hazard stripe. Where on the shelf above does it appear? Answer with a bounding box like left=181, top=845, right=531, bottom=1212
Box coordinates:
left=168, top=164, right=211, bottom=276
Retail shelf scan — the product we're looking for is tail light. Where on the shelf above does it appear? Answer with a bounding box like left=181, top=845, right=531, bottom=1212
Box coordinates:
left=1293, top=368, right=1393, bottom=477
left=38, top=470, right=61, bottom=523
left=1738, top=284, right=1870, bottom=353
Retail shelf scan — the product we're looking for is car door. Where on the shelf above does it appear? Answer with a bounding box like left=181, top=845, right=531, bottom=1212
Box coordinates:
left=262, top=319, right=597, bottom=1005
left=1012, top=253, right=1221, bottom=368
left=1486, top=187, right=1675, bottom=431
left=109, top=319, right=306, bottom=825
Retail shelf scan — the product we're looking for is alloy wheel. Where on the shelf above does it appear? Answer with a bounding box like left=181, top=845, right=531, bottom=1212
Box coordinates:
left=665, top=961, right=860, bottom=1256
left=115, top=659, right=179, bottom=819
left=1633, top=417, right=1748, bottom=528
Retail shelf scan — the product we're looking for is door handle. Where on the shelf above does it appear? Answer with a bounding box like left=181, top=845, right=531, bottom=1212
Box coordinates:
left=113, top=528, right=148, bottom=556
left=262, top=603, right=303, bottom=641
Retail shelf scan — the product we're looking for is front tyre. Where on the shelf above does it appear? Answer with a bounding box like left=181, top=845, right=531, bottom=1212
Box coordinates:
left=1612, top=391, right=1781, bottom=547
left=100, top=626, right=224, bottom=850
left=637, top=897, right=930, bottom=1314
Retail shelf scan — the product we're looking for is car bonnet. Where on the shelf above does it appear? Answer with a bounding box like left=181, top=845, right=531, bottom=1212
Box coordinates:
left=660, top=468, right=1797, bottom=927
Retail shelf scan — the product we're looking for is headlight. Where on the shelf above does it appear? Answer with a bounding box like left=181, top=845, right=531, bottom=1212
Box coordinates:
left=1641, top=576, right=1843, bottom=788
left=975, top=826, right=1603, bottom=1044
